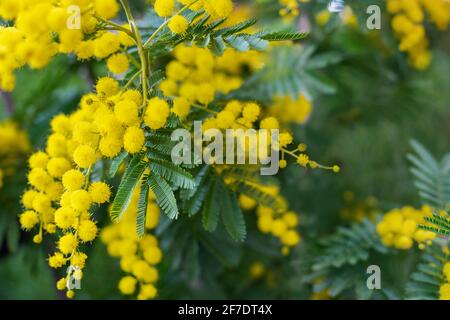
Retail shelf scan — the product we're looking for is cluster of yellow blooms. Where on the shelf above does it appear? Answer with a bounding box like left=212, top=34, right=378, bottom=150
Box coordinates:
left=101, top=186, right=162, bottom=300
left=154, top=0, right=235, bottom=33
left=0, top=0, right=139, bottom=91
left=0, top=121, right=30, bottom=189
left=387, top=0, right=450, bottom=70
left=18, top=75, right=158, bottom=298
left=266, top=94, right=312, bottom=125
left=160, top=43, right=263, bottom=115
left=376, top=205, right=436, bottom=250
left=10, top=0, right=337, bottom=299
left=278, top=0, right=311, bottom=23
left=239, top=185, right=301, bottom=255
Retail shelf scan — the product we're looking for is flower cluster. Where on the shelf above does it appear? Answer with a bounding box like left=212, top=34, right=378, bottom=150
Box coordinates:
left=19, top=77, right=155, bottom=297
left=387, top=0, right=450, bottom=70
left=101, top=186, right=162, bottom=300
left=160, top=44, right=263, bottom=113
left=376, top=205, right=436, bottom=250
left=278, top=0, right=301, bottom=22
left=0, top=121, right=30, bottom=188
left=0, top=0, right=135, bottom=91
left=266, top=94, right=313, bottom=125
left=176, top=0, right=234, bottom=21
left=279, top=142, right=340, bottom=172
left=239, top=185, right=301, bottom=255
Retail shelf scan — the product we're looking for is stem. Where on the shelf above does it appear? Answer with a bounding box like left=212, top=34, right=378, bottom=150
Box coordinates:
left=191, top=103, right=218, bottom=114
left=281, top=148, right=298, bottom=159
left=143, top=0, right=200, bottom=48
left=94, top=15, right=135, bottom=38
left=84, top=166, right=93, bottom=189
left=120, top=0, right=149, bottom=106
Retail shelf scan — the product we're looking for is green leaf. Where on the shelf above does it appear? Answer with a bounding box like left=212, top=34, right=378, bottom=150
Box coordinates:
left=220, top=185, right=246, bottom=242
left=407, top=140, right=450, bottom=210
left=211, top=36, right=226, bottom=56
left=232, top=45, right=336, bottom=101
left=215, top=18, right=257, bottom=36
left=224, top=35, right=250, bottom=52
left=244, top=35, right=269, bottom=51
left=406, top=243, right=447, bottom=300
left=201, top=176, right=220, bottom=232
left=182, top=166, right=211, bottom=216
left=110, top=154, right=146, bottom=222
left=147, top=173, right=179, bottom=219
left=260, top=31, right=308, bottom=41
left=312, top=219, right=387, bottom=271
left=136, top=175, right=150, bottom=238
left=108, top=151, right=128, bottom=178
left=148, top=158, right=196, bottom=189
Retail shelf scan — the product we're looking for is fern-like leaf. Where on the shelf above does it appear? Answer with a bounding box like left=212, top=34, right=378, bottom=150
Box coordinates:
left=136, top=175, right=150, bottom=237
left=406, top=243, right=449, bottom=300
left=110, top=154, right=146, bottom=222
left=108, top=151, right=128, bottom=178
left=312, top=219, right=388, bottom=271
left=407, top=140, right=450, bottom=210
left=148, top=158, right=196, bottom=189
left=147, top=173, right=179, bottom=219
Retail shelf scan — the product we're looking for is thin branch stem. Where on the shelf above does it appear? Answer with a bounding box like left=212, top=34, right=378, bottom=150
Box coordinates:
left=94, top=15, right=135, bottom=38
left=120, top=0, right=149, bottom=107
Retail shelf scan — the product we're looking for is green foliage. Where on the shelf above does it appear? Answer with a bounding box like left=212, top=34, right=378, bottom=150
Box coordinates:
left=200, top=173, right=246, bottom=241
left=136, top=174, right=150, bottom=237
left=407, top=140, right=450, bottom=210
left=233, top=45, right=342, bottom=101
left=144, top=10, right=305, bottom=58
left=406, top=243, right=448, bottom=300
left=303, top=219, right=397, bottom=299
left=311, top=219, right=387, bottom=271
left=147, top=172, right=179, bottom=219
left=110, top=153, right=147, bottom=222
left=108, top=151, right=128, bottom=178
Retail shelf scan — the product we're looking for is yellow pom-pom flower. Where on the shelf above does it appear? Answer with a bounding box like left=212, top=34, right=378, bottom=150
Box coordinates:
left=54, top=207, right=77, bottom=230
left=62, top=170, right=85, bottom=191
left=70, top=189, right=92, bottom=212
left=19, top=210, right=39, bottom=230
left=46, top=157, right=71, bottom=178
left=107, top=53, right=129, bottom=75
left=154, top=0, right=175, bottom=18
left=78, top=220, right=98, bottom=242
left=96, top=77, right=120, bottom=98
left=123, top=126, right=145, bottom=154
left=89, top=181, right=111, bottom=204
left=144, top=97, right=170, bottom=130
left=118, top=276, right=137, bottom=295
left=73, top=145, right=96, bottom=169
left=58, top=233, right=78, bottom=255
left=114, top=100, right=139, bottom=126
left=168, top=15, right=189, bottom=34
